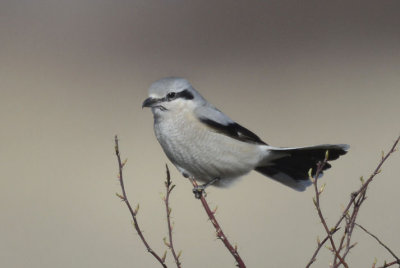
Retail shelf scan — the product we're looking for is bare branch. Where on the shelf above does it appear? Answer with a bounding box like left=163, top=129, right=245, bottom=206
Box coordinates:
left=164, top=165, right=182, bottom=268
left=189, top=178, right=246, bottom=268
left=306, top=135, right=400, bottom=267
left=115, top=134, right=399, bottom=268
left=309, top=153, right=348, bottom=268
left=306, top=233, right=337, bottom=267
left=376, top=260, right=400, bottom=268
left=114, top=135, right=168, bottom=268
left=355, top=223, right=400, bottom=267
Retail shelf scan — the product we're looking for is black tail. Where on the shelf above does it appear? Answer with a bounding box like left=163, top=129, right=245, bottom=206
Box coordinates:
left=255, top=144, right=349, bottom=191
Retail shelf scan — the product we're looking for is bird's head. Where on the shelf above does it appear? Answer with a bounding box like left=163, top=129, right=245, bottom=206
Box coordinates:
left=142, top=77, right=205, bottom=114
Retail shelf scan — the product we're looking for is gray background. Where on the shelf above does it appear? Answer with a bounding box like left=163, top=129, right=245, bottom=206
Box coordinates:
left=1, top=1, right=399, bottom=267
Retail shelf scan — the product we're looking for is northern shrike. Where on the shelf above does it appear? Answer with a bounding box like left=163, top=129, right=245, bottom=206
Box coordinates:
left=143, top=77, right=348, bottom=197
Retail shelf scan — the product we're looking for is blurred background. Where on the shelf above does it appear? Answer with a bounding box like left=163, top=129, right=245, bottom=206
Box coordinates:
left=1, top=1, right=399, bottom=267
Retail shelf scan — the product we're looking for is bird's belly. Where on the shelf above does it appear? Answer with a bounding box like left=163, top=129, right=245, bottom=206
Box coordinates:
left=154, top=117, right=263, bottom=185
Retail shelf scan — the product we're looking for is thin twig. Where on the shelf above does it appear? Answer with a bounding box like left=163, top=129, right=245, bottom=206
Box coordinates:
left=310, top=154, right=349, bottom=268
left=164, top=165, right=182, bottom=268
left=333, top=190, right=365, bottom=267
left=355, top=223, right=400, bottom=267
left=190, top=178, right=246, bottom=268
left=336, top=192, right=365, bottom=265
left=114, top=135, right=168, bottom=268
left=306, top=135, right=400, bottom=267
left=376, top=260, right=400, bottom=268
left=307, top=233, right=338, bottom=267
left=334, top=214, right=350, bottom=266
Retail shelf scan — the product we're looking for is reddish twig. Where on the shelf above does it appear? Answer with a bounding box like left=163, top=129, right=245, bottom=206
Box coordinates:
left=334, top=191, right=365, bottom=267
left=190, top=178, right=246, bottom=268
left=355, top=223, right=400, bottom=268
left=306, top=135, right=400, bottom=267
left=114, top=136, right=168, bottom=268
left=334, top=135, right=400, bottom=267
left=163, top=165, right=182, bottom=268
left=309, top=153, right=348, bottom=268
left=376, top=260, right=400, bottom=268
left=307, top=235, right=332, bottom=267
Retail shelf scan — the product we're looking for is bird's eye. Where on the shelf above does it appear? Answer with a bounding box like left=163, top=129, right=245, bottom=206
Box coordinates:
left=167, top=92, right=176, bottom=100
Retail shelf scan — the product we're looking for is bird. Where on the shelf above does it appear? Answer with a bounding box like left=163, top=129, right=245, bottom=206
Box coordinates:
left=142, top=77, right=348, bottom=198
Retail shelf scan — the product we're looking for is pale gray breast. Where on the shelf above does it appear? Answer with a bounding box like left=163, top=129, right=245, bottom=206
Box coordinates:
left=153, top=112, right=198, bottom=169
left=153, top=111, right=264, bottom=181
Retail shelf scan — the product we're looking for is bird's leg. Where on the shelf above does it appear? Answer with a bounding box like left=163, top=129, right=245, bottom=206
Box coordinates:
left=192, top=177, right=220, bottom=199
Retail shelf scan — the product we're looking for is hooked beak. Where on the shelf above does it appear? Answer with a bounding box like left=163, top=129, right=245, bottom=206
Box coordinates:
left=142, top=97, right=159, bottom=108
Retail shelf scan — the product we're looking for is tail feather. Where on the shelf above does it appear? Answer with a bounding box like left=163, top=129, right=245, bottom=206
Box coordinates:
left=255, top=144, right=349, bottom=191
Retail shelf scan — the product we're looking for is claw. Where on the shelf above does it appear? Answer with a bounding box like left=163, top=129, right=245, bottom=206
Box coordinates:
left=191, top=177, right=220, bottom=199
left=192, top=186, right=204, bottom=199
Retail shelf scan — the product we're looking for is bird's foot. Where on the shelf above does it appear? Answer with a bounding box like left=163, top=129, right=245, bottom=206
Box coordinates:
left=192, top=177, right=220, bottom=199
left=192, top=185, right=206, bottom=199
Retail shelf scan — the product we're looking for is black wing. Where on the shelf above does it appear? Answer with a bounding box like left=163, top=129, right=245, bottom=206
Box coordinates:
left=199, top=118, right=268, bottom=145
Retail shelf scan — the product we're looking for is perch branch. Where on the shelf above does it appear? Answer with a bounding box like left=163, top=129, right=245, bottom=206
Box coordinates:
left=190, top=178, right=246, bottom=268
